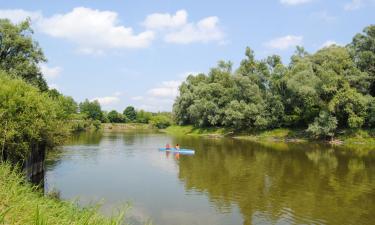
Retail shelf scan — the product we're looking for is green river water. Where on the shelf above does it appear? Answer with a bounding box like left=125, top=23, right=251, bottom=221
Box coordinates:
left=45, top=131, right=375, bottom=225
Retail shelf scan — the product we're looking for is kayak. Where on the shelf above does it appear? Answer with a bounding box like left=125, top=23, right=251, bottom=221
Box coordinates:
left=158, top=148, right=195, bottom=155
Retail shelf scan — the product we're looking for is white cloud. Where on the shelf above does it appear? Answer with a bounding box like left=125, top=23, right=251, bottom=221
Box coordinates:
left=0, top=9, right=42, bottom=23
left=344, top=0, right=364, bottom=10
left=143, top=9, right=224, bottom=44
left=165, top=16, right=224, bottom=44
left=147, top=80, right=181, bottom=98
left=38, top=7, right=154, bottom=54
left=320, top=40, right=342, bottom=48
left=142, top=10, right=187, bottom=30
left=40, top=64, right=62, bottom=79
left=280, top=0, right=313, bottom=5
left=91, top=96, right=120, bottom=106
left=264, top=35, right=303, bottom=50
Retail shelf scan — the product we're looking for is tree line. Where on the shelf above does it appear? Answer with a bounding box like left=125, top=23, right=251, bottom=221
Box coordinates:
left=173, top=25, right=375, bottom=139
left=78, top=100, right=172, bottom=128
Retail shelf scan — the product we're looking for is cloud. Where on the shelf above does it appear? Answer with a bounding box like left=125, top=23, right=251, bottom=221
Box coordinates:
left=280, top=0, right=313, bottom=5
left=320, top=40, right=342, bottom=48
left=143, top=9, right=224, bottom=44
left=91, top=96, right=120, bottom=106
left=264, top=35, right=303, bottom=50
left=344, top=0, right=364, bottom=10
left=37, top=7, right=154, bottom=54
left=147, top=80, right=181, bottom=98
left=40, top=64, right=62, bottom=79
left=0, top=9, right=42, bottom=23
left=142, top=10, right=187, bottom=30
left=164, top=16, right=224, bottom=44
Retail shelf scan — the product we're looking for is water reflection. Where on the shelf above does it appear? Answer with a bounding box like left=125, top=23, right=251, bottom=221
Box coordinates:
left=45, top=131, right=375, bottom=225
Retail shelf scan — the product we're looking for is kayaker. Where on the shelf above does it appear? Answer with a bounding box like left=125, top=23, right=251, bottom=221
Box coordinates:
left=166, top=143, right=171, bottom=149
left=175, top=144, right=180, bottom=150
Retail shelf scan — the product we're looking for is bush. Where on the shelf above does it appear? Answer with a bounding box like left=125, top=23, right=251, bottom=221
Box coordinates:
left=307, top=111, right=338, bottom=139
left=0, top=72, right=69, bottom=162
left=150, top=115, right=172, bottom=129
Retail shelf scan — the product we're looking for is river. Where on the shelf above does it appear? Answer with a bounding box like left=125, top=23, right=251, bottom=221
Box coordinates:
left=45, top=130, right=375, bottom=225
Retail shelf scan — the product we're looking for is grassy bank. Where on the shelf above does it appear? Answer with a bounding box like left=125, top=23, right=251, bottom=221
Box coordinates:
left=102, top=123, right=154, bottom=131
left=0, top=163, right=127, bottom=225
left=163, top=125, right=375, bottom=149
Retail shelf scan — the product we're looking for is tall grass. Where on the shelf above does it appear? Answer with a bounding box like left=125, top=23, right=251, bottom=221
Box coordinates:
left=0, top=163, right=128, bottom=225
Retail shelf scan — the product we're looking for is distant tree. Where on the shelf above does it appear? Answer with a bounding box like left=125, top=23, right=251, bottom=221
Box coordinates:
left=79, top=99, right=103, bottom=121
left=107, top=110, right=126, bottom=123
left=136, top=110, right=152, bottom=123
left=123, top=106, right=137, bottom=121
left=0, top=19, right=48, bottom=91
left=48, top=89, right=78, bottom=118
left=150, top=114, right=172, bottom=129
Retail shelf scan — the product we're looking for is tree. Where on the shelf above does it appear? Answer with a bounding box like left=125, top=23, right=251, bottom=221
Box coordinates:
left=123, top=106, right=137, bottom=121
left=136, top=110, right=152, bottom=123
left=107, top=110, right=126, bottom=123
left=348, top=25, right=375, bottom=96
left=150, top=114, right=172, bottom=129
left=0, top=72, right=69, bottom=162
left=79, top=99, right=103, bottom=121
left=0, top=19, right=48, bottom=91
left=307, top=111, right=337, bottom=139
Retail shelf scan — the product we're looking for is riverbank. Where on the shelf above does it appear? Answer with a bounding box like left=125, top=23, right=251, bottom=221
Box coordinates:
left=0, top=163, right=127, bottom=225
left=163, top=125, right=375, bottom=150
left=102, top=123, right=154, bottom=131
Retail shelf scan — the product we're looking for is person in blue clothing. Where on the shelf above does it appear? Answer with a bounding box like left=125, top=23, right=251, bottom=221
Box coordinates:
left=175, top=144, right=180, bottom=150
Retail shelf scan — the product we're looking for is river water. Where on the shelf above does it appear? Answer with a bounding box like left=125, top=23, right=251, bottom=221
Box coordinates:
left=45, top=131, right=375, bottom=225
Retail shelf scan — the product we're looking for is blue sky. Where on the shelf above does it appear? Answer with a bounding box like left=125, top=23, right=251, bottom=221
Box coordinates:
left=0, top=0, right=374, bottom=112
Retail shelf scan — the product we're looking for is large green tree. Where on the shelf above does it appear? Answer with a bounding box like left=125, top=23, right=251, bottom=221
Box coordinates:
left=349, top=25, right=375, bottom=96
left=0, top=19, right=48, bottom=91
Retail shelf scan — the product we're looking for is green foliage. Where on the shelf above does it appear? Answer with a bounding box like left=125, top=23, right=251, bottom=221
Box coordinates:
left=123, top=106, right=137, bottom=121
left=307, top=111, right=338, bottom=139
left=150, top=114, right=172, bottom=129
left=0, top=19, right=48, bottom=91
left=79, top=99, right=104, bottom=122
left=348, top=25, right=375, bottom=96
left=0, top=73, right=69, bottom=162
left=173, top=25, right=375, bottom=138
left=136, top=110, right=152, bottom=123
left=107, top=110, right=127, bottom=123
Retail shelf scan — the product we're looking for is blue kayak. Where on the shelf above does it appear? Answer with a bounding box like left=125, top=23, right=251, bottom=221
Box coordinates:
left=159, top=148, right=195, bottom=155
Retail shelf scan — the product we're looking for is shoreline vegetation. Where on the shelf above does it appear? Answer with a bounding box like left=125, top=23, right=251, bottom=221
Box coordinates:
left=162, top=125, right=375, bottom=150
left=0, top=163, right=128, bottom=225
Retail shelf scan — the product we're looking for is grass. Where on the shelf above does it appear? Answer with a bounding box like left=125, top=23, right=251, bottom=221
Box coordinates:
left=336, top=129, right=375, bottom=151
left=0, top=163, right=129, bottom=225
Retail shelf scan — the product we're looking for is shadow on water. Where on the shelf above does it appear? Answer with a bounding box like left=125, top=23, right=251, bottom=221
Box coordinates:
left=45, top=131, right=375, bottom=225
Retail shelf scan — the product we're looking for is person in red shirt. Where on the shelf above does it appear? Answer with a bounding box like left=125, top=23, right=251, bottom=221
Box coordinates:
left=166, top=143, right=171, bottom=150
